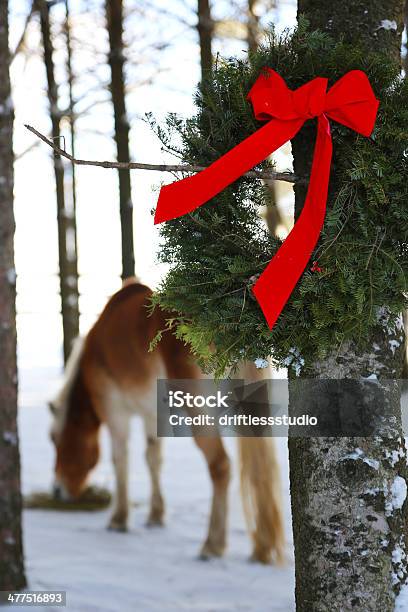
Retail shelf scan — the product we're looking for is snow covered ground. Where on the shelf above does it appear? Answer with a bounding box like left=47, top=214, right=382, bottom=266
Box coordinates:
left=14, top=362, right=296, bottom=612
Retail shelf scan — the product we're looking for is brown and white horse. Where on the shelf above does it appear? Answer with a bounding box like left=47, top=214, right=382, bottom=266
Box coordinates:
left=49, top=280, right=285, bottom=563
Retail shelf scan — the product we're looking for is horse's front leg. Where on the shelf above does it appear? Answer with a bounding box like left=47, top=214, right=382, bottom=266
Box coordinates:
left=106, top=410, right=130, bottom=532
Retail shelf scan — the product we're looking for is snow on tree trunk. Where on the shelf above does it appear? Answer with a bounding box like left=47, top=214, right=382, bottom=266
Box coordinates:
left=106, top=0, right=135, bottom=280
left=289, top=325, right=408, bottom=610
left=0, top=0, right=26, bottom=590
left=289, top=1, right=407, bottom=610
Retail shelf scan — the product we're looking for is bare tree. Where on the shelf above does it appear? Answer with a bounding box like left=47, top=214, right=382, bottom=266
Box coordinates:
left=106, top=0, right=135, bottom=280
left=247, top=0, right=260, bottom=55
left=0, top=0, right=26, bottom=590
left=39, top=0, right=80, bottom=364
left=289, top=1, right=408, bottom=609
left=245, top=0, right=285, bottom=236
left=63, top=0, right=80, bottom=298
left=197, top=0, right=213, bottom=82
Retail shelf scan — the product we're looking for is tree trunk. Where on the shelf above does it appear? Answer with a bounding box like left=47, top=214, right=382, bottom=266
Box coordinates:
left=106, top=0, right=135, bottom=280
left=247, top=0, right=260, bottom=55
left=0, top=0, right=26, bottom=590
left=63, top=0, right=80, bottom=325
left=289, top=337, right=407, bottom=611
left=246, top=1, right=284, bottom=237
left=289, top=1, right=407, bottom=610
left=197, top=0, right=213, bottom=82
left=403, top=0, right=408, bottom=381
left=405, top=0, right=408, bottom=73
left=39, top=0, right=80, bottom=364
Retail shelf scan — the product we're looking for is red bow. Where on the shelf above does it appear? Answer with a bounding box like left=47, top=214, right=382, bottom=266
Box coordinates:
left=154, top=69, right=379, bottom=329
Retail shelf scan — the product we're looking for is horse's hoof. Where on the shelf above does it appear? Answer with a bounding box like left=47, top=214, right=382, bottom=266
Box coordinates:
left=198, top=544, right=224, bottom=560
left=107, top=520, right=128, bottom=533
left=145, top=516, right=164, bottom=528
left=249, top=551, right=272, bottom=565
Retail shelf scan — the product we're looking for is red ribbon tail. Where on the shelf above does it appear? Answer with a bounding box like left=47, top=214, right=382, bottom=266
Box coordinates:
left=253, top=115, right=333, bottom=329
left=154, top=119, right=303, bottom=224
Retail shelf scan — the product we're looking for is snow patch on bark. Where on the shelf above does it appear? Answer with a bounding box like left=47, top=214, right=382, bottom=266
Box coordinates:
left=283, top=347, right=305, bottom=376
left=376, top=308, right=404, bottom=336
left=378, top=19, right=398, bottom=31
left=385, top=447, right=405, bottom=467
left=391, top=476, right=407, bottom=510
left=395, top=582, right=408, bottom=610
left=392, top=536, right=407, bottom=587
left=344, top=447, right=380, bottom=470
left=392, top=543, right=406, bottom=565
left=385, top=476, right=407, bottom=516
left=389, top=339, right=401, bottom=354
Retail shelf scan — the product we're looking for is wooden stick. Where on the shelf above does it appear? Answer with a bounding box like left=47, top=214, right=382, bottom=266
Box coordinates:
left=24, top=124, right=298, bottom=183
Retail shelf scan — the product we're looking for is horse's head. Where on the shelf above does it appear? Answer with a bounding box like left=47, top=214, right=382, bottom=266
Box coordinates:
left=49, top=340, right=101, bottom=499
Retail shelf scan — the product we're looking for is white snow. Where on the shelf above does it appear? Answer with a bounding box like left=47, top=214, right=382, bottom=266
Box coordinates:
left=15, top=362, right=296, bottom=612
left=393, top=544, right=406, bottom=565
left=385, top=447, right=405, bottom=467
left=344, top=448, right=380, bottom=470
left=283, top=348, right=305, bottom=377
left=379, top=19, right=398, bottom=31
left=396, top=583, right=408, bottom=611
left=390, top=339, right=401, bottom=354
left=254, top=358, right=269, bottom=369
left=391, top=477, right=407, bottom=511
left=364, top=373, right=378, bottom=381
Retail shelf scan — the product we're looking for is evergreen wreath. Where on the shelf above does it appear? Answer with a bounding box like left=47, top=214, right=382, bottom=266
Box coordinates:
left=150, top=20, right=408, bottom=376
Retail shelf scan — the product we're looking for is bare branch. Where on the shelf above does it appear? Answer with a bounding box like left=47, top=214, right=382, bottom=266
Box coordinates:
left=14, top=139, right=41, bottom=161
left=24, top=123, right=297, bottom=183
left=11, top=0, right=36, bottom=63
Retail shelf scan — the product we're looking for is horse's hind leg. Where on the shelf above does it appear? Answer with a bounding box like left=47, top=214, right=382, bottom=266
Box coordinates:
left=194, top=436, right=231, bottom=559
left=144, top=419, right=165, bottom=526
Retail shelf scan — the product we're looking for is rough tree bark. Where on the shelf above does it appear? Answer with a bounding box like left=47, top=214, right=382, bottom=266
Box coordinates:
left=403, top=0, right=408, bottom=381
left=405, top=0, right=408, bottom=74
left=0, top=0, right=26, bottom=590
left=289, top=2, right=407, bottom=611
left=197, top=0, right=213, bottom=82
left=106, top=0, right=135, bottom=280
left=39, top=0, right=80, bottom=364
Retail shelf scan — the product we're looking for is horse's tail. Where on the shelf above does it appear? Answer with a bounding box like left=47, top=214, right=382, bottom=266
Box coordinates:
left=49, top=336, right=85, bottom=414
left=238, top=436, right=285, bottom=564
